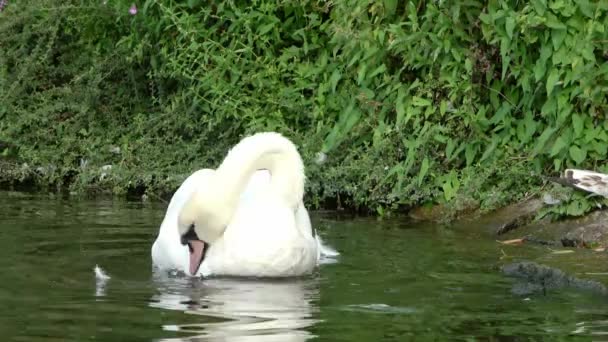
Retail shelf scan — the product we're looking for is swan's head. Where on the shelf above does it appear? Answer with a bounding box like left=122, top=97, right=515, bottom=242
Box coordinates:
left=177, top=186, right=231, bottom=276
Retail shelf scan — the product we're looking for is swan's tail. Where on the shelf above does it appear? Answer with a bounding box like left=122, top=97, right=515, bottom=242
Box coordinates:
left=315, top=234, right=339, bottom=264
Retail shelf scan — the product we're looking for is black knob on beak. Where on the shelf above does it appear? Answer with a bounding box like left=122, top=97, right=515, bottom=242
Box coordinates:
left=180, top=224, right=199, bottom=245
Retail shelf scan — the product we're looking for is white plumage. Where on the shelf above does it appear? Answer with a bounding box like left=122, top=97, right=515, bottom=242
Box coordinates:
left=151, top=132, right=338, bottom=278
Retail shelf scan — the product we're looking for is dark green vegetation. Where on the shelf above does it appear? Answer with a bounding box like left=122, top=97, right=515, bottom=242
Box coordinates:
left=1, top=1, right=607, bottom=218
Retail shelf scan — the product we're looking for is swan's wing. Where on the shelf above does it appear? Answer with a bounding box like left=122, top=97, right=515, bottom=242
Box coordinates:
left=315, top=234, right=339, bottom=264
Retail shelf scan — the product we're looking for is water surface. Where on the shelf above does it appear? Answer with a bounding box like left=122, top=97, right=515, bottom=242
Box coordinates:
left=0, top=191, right=606, bottom=341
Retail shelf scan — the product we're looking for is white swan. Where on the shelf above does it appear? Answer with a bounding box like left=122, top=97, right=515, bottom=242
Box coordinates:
left=151, top=132, right=338, bottom=277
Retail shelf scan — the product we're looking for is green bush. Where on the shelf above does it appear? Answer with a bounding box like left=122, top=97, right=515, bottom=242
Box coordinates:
left=1, top=0, right=607, bottom=217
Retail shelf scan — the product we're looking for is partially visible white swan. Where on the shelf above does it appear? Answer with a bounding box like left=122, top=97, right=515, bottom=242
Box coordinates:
left=550, top=169, right=608, bottom=198
left=151, top=132, right=338, bottom=277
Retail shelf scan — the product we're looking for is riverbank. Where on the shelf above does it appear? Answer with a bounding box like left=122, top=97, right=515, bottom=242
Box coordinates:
left=1, top=1, right=607, bottom=218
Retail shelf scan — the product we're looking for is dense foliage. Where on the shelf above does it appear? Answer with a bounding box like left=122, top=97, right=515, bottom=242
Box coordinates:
left=1, top=0, right=607, bottom=218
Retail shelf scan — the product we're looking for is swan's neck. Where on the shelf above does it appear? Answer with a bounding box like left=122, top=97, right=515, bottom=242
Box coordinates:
left=210, top=132, right=305, bottom=223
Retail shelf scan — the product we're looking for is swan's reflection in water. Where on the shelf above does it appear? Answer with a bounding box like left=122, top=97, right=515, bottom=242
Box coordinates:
left=149, top=273, right=321, bottom=341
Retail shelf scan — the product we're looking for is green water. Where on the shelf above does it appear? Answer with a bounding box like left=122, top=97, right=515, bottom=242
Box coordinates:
left=0, top=191, right=606, bottom=341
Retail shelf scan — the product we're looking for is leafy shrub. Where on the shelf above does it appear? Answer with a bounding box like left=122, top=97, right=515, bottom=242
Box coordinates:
left=1, top=0, right=607, bottom=217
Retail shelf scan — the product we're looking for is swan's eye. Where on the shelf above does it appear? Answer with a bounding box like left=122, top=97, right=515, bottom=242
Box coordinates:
left=180, top=223, right=198, bottom=246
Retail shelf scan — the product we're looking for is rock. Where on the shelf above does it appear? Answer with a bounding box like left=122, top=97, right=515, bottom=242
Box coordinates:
left=503, top=209, right=608, bottom=248
left=559, top=210, right=608, bottom=248
left=409, top=197, right=479, bottom=222
left=502, top=261, right=608, bottom=296
left=476, top=198, right=545, bottom=235
left=408, top=203, right=447, bottom=221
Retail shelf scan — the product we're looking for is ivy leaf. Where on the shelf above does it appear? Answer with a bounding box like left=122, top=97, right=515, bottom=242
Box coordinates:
left=551, top=29, right=567, bottom=50
left=545, top=13, right=567, bottom=30
left=531, top=0, right=547, bottom=14
left=569, top=145, right=587, bottom=164
left=572, top=113, right=584, bottom=138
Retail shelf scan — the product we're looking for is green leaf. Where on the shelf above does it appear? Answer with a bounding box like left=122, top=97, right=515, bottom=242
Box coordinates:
left=569, top=145, right=587, bottom=164
left=368, top=64, right=387, bottom=79
left=572, top=113, right=584, bottom=138
left=418, top=157, right=429, bottom=186
left=566, top=199, right=587, bottom=216
left=500, top=37, right=510, bottom=79
left=479, top=13, right=492, bottom=25
left=446, top=138, right=456, bottom=159
left=534, top=58, right=547, bottom=82
left=505, top=17, right=516, bottom=39
left=541, top=96, right=557, bottom=115
left=395, top=89, right=406, bottom=126
left=412, top=97, right=431, bottom=107
left=531, top=0, right=547, bottom=14
left=545, top=13, right=567, bottom=30
left=581, top=44, right=595, bottom=62
left=533, top=47, right=551, bottom=81
left=553, top=158, right=562, bottom=172
left=592, top=140, right=608, bottom=155
left=465, top=58, right=472, bottom=74
left=550, top=136, right=567, bottom=156
left=546, top=69, right=560, bottom=95
left=524, top=112, right=538, bottom=138
left=357, top=64, right=367, bottom=85
left=551, top=29, right=567, bottom=50
left=465, top=144, right=477, bottom=166
left=384, top=0, right=398, bottom=16
left=480, top=137, right=498, bottom=163
left=329, top=69, right=341, bottom=93
left=532, top=126, right=557, bottom=156
left=258, top=22, right=275, bottom=35
left=440, top=100, right=447, bottom=116
left=187, top=0, right=201, bottom=8
left=578, top=0, right=594, bottom=18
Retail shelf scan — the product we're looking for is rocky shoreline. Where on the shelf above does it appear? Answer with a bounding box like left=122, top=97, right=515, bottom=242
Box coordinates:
left=411, top=196, right=608, bottom=295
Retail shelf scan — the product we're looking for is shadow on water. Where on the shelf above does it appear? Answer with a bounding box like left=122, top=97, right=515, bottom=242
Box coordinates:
left=0, top=191, right=607, bottom=341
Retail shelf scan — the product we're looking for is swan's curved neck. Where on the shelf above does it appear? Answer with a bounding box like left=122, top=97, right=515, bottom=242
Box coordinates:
left=211, top=132, right=305, bottom=221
